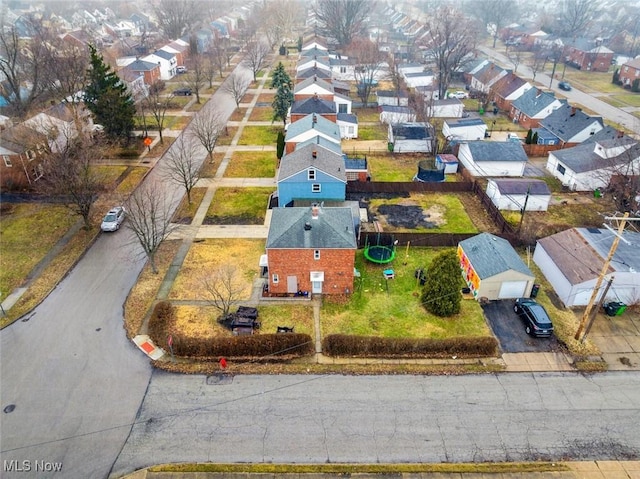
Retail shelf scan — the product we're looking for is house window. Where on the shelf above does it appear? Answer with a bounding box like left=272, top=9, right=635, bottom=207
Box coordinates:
left=348, top=126, right=354, bottom=135
left=32, top=164, right=43, bottom=181
left=272, top=274, right=279, bottom=284
left=624, top=66, right=629, bottom=72
left=314, top=250, right=320, bottom=260
left=308, top=168, right=316, bottom=180
left=3, top=155, right=12, bottom=167
left=26, top=150, right=36, bottom=161
left=340, top=66, right=346, bottom=74
left=338, top=103, right=347, bottom=113
left=557, top=164, right=566, bottom=175
left=312, top=184, right=321, bottom=193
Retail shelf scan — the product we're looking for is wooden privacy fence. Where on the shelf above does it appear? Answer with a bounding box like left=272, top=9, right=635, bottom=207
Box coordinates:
left=347, top=181, right=473, bottom=194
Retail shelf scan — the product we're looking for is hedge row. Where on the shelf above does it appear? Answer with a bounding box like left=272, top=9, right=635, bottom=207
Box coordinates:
left=148, top=301, right=314, bottom=360
left=322, top=334, right=498, bottom=358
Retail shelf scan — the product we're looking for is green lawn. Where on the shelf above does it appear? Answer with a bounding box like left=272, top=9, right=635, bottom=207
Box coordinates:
left=368, top=193, right=478, bottom=233
left=250, top=107, right=277, bottom=121
left=367, top=153, right=420, bottom=181
left=353, top=107, right=381, bottom=122
left=204, top=187, right=273, bottom=224
left=224, top=151, right=277, bottom=177
left=321, top=249, right=490, bottom=339
left=237, top=125, right=282, bottom=145
left=357, top=123, right=388, bottom=141
left=0, top=204, right=78, bottom=295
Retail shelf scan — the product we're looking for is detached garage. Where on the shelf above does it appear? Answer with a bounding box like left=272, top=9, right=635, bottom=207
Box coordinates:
left=458, top=233, right=536, bottom=301
left=486, top=178, right=551, bottom=211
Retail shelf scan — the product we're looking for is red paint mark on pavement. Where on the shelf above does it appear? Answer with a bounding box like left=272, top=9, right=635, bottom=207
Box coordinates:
left=140, top=341, right=155, bottom=354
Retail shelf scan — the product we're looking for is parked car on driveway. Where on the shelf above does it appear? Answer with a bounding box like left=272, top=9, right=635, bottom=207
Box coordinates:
left=176, top=66, right=187, bottom=74
left=558, top=81, right=572, bottom=91
left=173, top=87, right=192, bottom=96
left=101, top=206, right=125, bottom=232
left=514, top=298, right=554, bottom=337
left=448, top=90, right=468, bottom=99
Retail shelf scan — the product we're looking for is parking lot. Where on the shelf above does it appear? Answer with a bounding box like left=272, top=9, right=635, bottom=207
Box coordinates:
left=482, top=299, right=563, bottom=353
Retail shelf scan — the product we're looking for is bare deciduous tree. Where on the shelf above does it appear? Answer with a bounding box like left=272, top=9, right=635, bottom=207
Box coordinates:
left=38, top=136, right=106, bottom=229
left=421, top=5, right=480, bottom=100
left=471, top=0, right=519, bottom=48
left=182, top=54, right=208, bottom=103
left=151, top=0, right=198, bottom=40
left=208, top=37, right=229, bottom=78
left=557, top=0, right=600, bottom=37
left=190, top=106, right=226, bottom=163
left=222, top=72, right=251, bottom=107
left=162, top=135, right=202, bottom=204
left=125, top=183, right=178, bottom=274
left=0, top=16, right=50, bottom=118
left=242, top=40, right=270, bottom=81
left=313, top=0, right=371, bottom=48
left=142, top=81, right=173, bottom=143
left=201, top=264, right=245, bottom=319
left=348, top=38, right=386, bottom=107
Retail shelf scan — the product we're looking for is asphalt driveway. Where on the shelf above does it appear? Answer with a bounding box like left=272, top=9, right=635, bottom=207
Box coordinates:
left=482, top=299, right=562, bottom=353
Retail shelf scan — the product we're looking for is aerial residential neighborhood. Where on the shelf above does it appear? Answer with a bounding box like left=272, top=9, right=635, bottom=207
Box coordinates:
left=1, top=0, right=640, bottom=477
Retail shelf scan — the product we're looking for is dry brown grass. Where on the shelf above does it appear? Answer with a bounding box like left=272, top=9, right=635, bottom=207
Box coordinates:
left=172, top=305, right=227, bottom=339
left=123, top=240, right=181, bottom=338
left=168, top=239, right=263, bottom=300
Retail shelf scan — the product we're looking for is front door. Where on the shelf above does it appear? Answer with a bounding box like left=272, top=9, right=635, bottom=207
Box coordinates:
left=287, top=275, right=297, bottom=294
left=312, top=281, right=323, bottom=294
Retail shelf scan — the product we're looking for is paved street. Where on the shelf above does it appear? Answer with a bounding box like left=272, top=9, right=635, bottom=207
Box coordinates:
left=111, top=371, right=640, bottom=477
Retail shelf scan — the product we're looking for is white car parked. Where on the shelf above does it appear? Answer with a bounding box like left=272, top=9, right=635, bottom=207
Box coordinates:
left=448, top=90, right=468, bottom=99
left=101, top=206, right=126, bottom=232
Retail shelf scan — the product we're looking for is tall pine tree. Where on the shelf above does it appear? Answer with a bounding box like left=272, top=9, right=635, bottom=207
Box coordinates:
left=84, top=45, right=136, bottom=141
left=272, top=82, right=293, bottom=127
left=271, top=61, right=292, bottom=90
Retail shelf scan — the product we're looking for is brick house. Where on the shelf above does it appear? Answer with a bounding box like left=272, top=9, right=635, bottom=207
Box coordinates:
left=562, top=38, right=614, bottom=72
left=265, top=205, right=357, bottom=296
left=489, top=72, right=531, bottom=112
left=618, top=57, right=640, bottom=89
left=510, top=88, right=564, bottom=129
left=289, top=96, right=337, bottom=124
left=0, top=125, right=48, bottom=191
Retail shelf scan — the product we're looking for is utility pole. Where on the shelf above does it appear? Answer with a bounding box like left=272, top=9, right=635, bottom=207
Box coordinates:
left=574, top=213, right=638, bottom=342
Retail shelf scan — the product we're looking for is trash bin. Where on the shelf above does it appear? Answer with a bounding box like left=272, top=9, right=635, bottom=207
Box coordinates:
left=604, top=302, right=626, bottom=316
left=594, top=188, right=602, bottom=198
left=530, top=284, right=540, bottom=298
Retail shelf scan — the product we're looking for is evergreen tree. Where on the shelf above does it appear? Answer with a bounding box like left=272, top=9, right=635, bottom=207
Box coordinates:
left=272, top=82, right=293, bottom=127
left=633, top=78, right=640, bottom=92
left=276, top=130, right=285, bottom=159
left=612, top=68, right=619, bottom=84
left=525, top=129, right=533, bottom=144
left=84, top=45, right=136, bottom=141
left=420, top=250, right=462, bottom=317
left=271, top=61, right=292, bottom=89
left=532, top=131, right=539, bottom=144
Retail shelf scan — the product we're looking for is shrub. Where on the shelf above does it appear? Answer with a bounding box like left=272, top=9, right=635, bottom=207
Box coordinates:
left=171, top=333, right=314, bottom=360
left=147, top=300, right=175, bottom=343
left=421, top=249, right=462, bottom=316
left=322, top=334, right=498, bottom=358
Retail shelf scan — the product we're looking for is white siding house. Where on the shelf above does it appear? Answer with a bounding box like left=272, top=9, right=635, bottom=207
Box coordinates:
left=457, top=141, right=528, bottom=177
left=442, top=118, right=487, bottom=141
left=486, top=179, right=551, bottom=211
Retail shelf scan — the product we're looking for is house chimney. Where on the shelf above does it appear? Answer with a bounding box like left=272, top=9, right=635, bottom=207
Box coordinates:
left=311, top=205, right=319, bottom=218
left=617, top=129, right=624, bottom=138
left=304, top=222, right=312, bottom=230
left=570, top=107, right=576, bottom=116
left=312, top=113, right=317, bottom=124
left=536, top=88, right=542, bottom=97
left=312, top=149, right=317, bottom=159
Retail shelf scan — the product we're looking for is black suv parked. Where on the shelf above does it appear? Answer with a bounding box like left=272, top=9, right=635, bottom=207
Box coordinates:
left=514, top=298, right=554, bottom=337
left=173, top=87, right=193, bottom=96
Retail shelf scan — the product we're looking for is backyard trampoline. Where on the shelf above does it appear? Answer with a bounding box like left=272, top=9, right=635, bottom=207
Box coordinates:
left=363, top=233, right=397, bottom=264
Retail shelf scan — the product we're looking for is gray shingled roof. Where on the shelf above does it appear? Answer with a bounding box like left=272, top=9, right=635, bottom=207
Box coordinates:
left=466, top=141, right=528, bottom=162
left=277, top=143, right=346, bottom=182
left=511, top=88, right=561, bottom=117
left=551, top=140, right=640, bottom=173
left=152, top=49, right=174, bottom=60
left=291, top=96, right=336, bottom=115
left=267, top=206, right=357, bottom=249
left=490, top=178, right=551, bottom=195
left=285, top=113, right=341, bottom=141
left=296, top=67, right=332, bottom=80
left=377, top=90, right=409, bottom=98
left=459, top=233, right=533, bottom=279
left=125, top=59, right=158, bottom=71
left=299, top=47, right=327, bottom=58
left=337, top=112, right=357, bottom=124
left=391, top=122, right=433, bottom=140
left=294, top=76, right=334, bottom=95
left=539, top=104, right=603, bottom=142
left=380, top=105, right=413, bottom=114
left=296, top=135, right=343, bottom=154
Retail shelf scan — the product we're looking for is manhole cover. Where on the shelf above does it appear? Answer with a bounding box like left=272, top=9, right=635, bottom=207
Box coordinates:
left=4, top=404, right=16, bottom=413
left=206, top=373, right=233, bottom=385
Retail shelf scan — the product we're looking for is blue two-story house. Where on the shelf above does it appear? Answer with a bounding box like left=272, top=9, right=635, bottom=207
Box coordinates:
left=276, top=143, right=346, bottom=207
